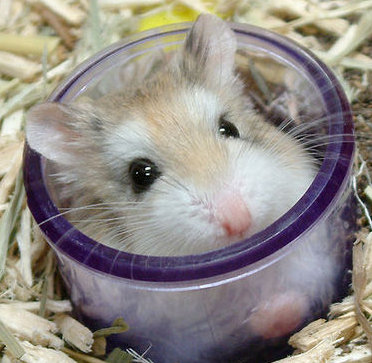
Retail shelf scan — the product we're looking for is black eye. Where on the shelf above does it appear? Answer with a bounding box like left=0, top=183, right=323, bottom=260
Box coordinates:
left=129, top=158, right=161, bottom=194
left=218, top=117, right=240, bottom=138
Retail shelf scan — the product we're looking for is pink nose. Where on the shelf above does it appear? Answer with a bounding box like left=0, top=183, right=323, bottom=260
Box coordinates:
left=215, top=191, right=251, bottom=237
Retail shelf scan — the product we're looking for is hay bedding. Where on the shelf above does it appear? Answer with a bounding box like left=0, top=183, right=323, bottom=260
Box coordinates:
left=0, top=0, right=371, bottom=361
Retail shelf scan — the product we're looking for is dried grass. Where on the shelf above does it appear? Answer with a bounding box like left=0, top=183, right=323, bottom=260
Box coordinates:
left=0, top=0, right=371, bottom=362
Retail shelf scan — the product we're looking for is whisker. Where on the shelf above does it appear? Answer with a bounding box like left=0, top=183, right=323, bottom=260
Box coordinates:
left=39, top=201, right=147, bottom=225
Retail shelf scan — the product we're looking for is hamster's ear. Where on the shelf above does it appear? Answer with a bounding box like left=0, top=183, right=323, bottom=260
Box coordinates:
left=26, top=102, right=83, bottom=164
left=182, top=13, right=237, bottom=85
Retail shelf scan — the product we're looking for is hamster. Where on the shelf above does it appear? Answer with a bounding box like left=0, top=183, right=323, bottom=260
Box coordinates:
left=26, top=14, right=317, bottom=257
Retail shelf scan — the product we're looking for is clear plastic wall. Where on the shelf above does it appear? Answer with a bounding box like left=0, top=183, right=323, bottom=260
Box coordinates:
left=24, top=22, right=355, bottom=362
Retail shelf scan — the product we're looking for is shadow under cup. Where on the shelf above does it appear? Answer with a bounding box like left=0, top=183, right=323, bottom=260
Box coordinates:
left=24, top=22, right=356, bottom=362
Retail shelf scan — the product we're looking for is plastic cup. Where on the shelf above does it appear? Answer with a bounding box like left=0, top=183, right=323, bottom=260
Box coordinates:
left=24, top=21, right=355, bottom=362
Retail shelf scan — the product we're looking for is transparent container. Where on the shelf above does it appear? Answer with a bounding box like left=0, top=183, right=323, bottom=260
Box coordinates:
left=24, top=21, right=356, bottom=362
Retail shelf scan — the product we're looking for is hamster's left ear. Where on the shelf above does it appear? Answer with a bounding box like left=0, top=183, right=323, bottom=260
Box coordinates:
left=182, top=13, right=237, bottom=85
left=26, top=101, right=98, bottom=165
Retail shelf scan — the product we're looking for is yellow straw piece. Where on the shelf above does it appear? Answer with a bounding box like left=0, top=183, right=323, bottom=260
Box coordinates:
left=137, top=1, right=230, bottom=32
left=137, top=5, right=199, bottom=32
left=0, top=33, right=60, bottom=57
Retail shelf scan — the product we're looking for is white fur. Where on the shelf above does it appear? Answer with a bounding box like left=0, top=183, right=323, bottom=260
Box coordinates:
left=103, top=119, right=155, bottom=167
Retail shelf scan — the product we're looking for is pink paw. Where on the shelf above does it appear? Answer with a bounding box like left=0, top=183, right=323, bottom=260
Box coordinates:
left=248, top=291, right=310, bottom=339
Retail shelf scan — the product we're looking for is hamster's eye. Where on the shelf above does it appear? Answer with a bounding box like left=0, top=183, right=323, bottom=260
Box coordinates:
left=218, top=117, right=240, bottom=138
left=129, top=158, right=161, bottom=194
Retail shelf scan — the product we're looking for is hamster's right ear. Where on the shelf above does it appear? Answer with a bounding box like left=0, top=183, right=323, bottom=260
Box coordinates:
left=182, top=13, right=237, bottom=85
left=26, top=102, right=81, bottom=164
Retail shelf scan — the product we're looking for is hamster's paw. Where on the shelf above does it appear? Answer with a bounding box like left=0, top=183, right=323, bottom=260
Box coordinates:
left=248, top=291, right=310, bottom=339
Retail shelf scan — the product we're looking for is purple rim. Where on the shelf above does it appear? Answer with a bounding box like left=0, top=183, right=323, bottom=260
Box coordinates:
left=23, top=22, right=354, bottom=282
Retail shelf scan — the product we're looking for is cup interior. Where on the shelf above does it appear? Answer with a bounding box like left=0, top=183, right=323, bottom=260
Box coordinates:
left=23, top=22, right=354, bottom=282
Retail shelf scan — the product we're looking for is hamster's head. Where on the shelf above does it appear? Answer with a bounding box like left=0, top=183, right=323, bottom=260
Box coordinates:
left=26, top=14, right=316, bottom=256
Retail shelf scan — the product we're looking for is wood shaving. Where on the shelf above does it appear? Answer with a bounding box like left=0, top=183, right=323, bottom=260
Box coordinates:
left=0, top=51, right=41, bottom=80
left=0, top=143, right=23, bottom=205
left=54, top=314, right=94, bottom=353
left=323, top=10, right=372, bottom=65
left=0, top=304, right=63, bottom=349
left=15, top=208, right=33, bottom=287
left=6, top=339, right=76, bottom=362
left=276, top=338, right=336, bottom=362
left=0, top=299, right=72, bottom=313
left=34, top=0, right=86, bottom=26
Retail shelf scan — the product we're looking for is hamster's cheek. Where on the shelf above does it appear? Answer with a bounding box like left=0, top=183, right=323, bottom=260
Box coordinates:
left=231, top=147, right=305, bottom=233
left=126, top=185, right=224, bottom=256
